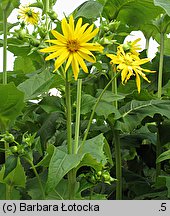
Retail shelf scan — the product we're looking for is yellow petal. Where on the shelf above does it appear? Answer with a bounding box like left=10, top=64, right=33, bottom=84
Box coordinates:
left=79, top=47, right=95, bottom=58
left=121, top=66, right=129, bottom=83
left=53, top=50, right=69, bottom=71
left=81, top=43, right=104, bottom=53
left=45, top=40, right=66, bottom=46
left=69, top=15, right=75, bottom=33
left=51, top=30, right=66, bottom=43
left=77, top=51, right=96, bottom=63
left=72, top=54, right=79, bottom=80
left=45, top=48, right=67, bottom=60
left=61, top=17, right=70, bottom=39
left=135, top=71, right=141, bottom=93
left=80, top=27, right=99, bottom=43
left=40, top=45, right=58, bottom=53
left=75, top=18, right=82, bottom=35
left=76, top=53, right=88, bottom=73
left=65, top=54, right=73, bottom=72
left=77, top=23, right=89, bottom=37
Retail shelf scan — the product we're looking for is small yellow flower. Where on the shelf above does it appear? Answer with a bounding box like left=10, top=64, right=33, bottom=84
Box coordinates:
left=122, top=38, right=142, bottom=56
left=18, top=5, right=39, bottom=25
left=40, top=15, right=103, bottom=80
left=107, top=45, right=156, bottom=93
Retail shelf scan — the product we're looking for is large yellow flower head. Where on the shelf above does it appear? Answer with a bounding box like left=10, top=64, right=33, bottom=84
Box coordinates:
left=107, top=45, right=156, bottom=93
left=40, top=15, right=103, bottom=80
left=18, top=5, right=39, bottom=25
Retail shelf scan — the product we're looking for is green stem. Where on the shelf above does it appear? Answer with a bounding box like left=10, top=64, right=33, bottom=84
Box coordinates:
left=26, top=159, right=45, bottom=199
left=3, top=9, right=8, bottom=84
left=82, top=72, right=120, bottom=146
left=156, top=32, right=164, bottom=177
left=157, top=32, right=164, bottom=98
left=156, top=123, right=161, bottom=176
left=74, top=79, right=82, bottom=154
left=65, top=75, right=76, bottom=199
left=114, top=130, right=122, bottom=199
left=111, top=70, right=122, bottom=200
left=65, top=76, right=72, bottom=154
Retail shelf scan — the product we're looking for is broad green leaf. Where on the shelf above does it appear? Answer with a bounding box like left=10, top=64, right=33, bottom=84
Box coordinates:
left=37, top=112, right=64, bottom=148
left=0, top=158, right=26, bottom=188
left=79, top=133, right=108, bottom=167
left=46, top=147, right=83, bottom=193
left=39, top=96, right=64, bottom=114
left=75, top=1, right=103, bottom=19
left=46, top=179, right=68, bottom=200
left=81, top=94, right=96, bottom=115
left=96, top=89, right=125, bottom=103
left=17, top=69, right=55, bottom=101
left=0, top=183, right=20, bottom=199
left=0, top=83, right=24, bottom=130
left=14, top=56, right=36, bottom=74
left=116, top=99, right=170, bottom=132
left=156, top=148, right=170, bottom=163
left=96, top=101, right=121, bottom=119
left=98, top=0, right=162, bottom=27
left=36, top=144, right=55, bottom=168
left=0, top=0, right=19, bottom=20
left=4, top=155, right=18, bottom=179
left=26, top=171, right=47, bottom=200
left=154, top=0, right=170, bottom=16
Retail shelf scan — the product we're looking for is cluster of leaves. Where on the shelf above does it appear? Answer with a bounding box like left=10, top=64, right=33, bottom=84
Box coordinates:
left=0, top=0, right=170, bottom=200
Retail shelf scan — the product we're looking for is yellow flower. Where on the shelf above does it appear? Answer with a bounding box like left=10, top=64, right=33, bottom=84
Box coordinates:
left=107, top=45, right=156, bottom=93
left=122, top=38, right=141, bottom=56
left=40, top=15, right=103, bottom=80
left=18, top=5, right=39, bottom=25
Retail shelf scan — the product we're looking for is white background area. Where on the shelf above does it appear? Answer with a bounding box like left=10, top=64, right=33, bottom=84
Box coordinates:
left=0, top=0, right=159, bottom=72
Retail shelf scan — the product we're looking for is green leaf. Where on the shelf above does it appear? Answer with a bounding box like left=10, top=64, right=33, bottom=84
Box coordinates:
left=75, top=1, right=103, bottom=19
left=14, top=56, right=36, bottom=74
left=46, top=147, right=83, bottom=193
left=0, top=0, right=19, bottom=20
left=81, top=94, right=96, bottom=115
left=79, top=133, right=108, bottom=168
left=27, top=171, right=47, bottom=200
left=39, top=96, right=64, bottom=114
left=154, top=0, right=170, bottom=16
left=116, top=99, right=170, bottom=132
left=3, top=155, right=18, bottom=179
left=0, top=83, right=25, bottom=130
left=37, top=112, right=64, bottom=148
left=98, top=0, right=162, bottom=27
left=156, top=148, right=170, bottom=163
left=36, top=144, right=55, bottom=168
left=0, top=158, right=26, bottom=188
left=0, top=183, right=20, bottom=199
left=96, top=101, right=121, bottom=119
left=96, top=89, right=125, bottom=103
left=46, top=179, right=68, bottom=200
left=17, top=69, right=55, bottom=101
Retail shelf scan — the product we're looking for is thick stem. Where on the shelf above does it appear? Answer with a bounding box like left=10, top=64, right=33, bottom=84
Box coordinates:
left=3, top=9, right=8, bottom=84
left=156, top=32, right=164, bottom=177
left=74, top=79, right=82, bottom=154
left=65, top=76, right=76, bottom=199
left=157, top=32, right=164, bottom=98
left=82, top=72, right=120, bottom=146
left=111, top=71, right=122, bottom=200
left=65, top=77, right=72, bottom=154
left=114, top=129, right=122, bottom=200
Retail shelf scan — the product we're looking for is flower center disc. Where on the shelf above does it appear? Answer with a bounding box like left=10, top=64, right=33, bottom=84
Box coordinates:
left=67, top=40, right=80, bottom=52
